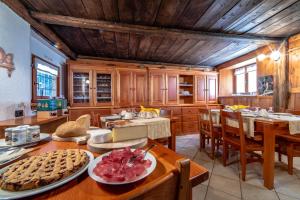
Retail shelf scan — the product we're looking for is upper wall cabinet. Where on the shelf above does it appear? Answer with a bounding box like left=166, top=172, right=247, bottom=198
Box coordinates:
left=194, top=75, right=206, bottom=104
left=194, top=74, right=218, bottom=104
left=69, top=65, right=114, bottom=107
left=116, top=68, right=147, bottom=107
left=206, top=75, right=218, bottom=103
left=70, top=68, right=93, bottom=107
left=149, top=71, right=179, bottom=106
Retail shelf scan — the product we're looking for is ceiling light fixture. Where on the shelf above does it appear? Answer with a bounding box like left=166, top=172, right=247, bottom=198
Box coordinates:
left=270, top=50, right=281, bottom=61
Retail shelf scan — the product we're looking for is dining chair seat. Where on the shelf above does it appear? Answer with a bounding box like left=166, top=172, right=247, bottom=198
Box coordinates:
left=277, top=133, right=300, bottom=175
left=223, top=136, right=263, bottom=152
left=199, top=108, right=222, bottom=159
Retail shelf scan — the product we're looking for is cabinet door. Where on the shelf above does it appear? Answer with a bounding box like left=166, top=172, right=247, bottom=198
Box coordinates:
left=166, top=73, right=179, bottom=105
left=207, top=75, right=218, bottom=103
left=70, top=69, right=93, bottom=107
left=132, top=71, right=148, bottom=106
left=94, top=70, right=114, bottom=106
left=117, top=70, right=133, bottom=107
left=149, top=72, right=165, bottom=105
left=194, top=75, right=206, bottom=104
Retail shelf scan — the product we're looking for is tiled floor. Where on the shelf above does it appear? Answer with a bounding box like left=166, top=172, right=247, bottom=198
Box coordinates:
left=176, top=134, right=300, bottom=200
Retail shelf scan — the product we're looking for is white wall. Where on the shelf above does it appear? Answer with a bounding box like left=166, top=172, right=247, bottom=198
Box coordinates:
left=0, top=2, right=67, bottom=121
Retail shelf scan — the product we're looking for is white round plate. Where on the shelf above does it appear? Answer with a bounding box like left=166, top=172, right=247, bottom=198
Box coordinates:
left=88, top=149, right=156, bottom=185
left=0, top=150, right=94, bottom=200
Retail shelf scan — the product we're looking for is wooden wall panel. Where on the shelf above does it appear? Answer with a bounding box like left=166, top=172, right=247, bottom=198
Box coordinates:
left=218, top=69, right=233, bottom=96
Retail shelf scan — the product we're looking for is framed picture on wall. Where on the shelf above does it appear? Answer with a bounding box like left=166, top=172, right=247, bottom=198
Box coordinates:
left=258, top=75, right=273, bottom=96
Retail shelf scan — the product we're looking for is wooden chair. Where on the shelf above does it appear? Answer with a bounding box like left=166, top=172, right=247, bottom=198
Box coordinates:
left=159, top=109, right=176, bottom=151
left=220, top=111, right=263, bottom=181
left=277, top=110, right=300, bottom=175
left=90, top=112, right=101, bottom=128
left=198, top=108, right=222, bottom=159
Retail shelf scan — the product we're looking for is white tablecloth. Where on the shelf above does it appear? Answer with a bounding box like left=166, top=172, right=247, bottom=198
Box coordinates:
left=130, top=117, right=171, bottom=140
left=210, top=110, right=300, bottom=136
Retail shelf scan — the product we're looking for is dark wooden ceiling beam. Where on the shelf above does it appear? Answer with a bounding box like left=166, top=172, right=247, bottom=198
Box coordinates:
left=2, top=0, right=76, bottom=59
left=30, top=11, right=285, bottom=45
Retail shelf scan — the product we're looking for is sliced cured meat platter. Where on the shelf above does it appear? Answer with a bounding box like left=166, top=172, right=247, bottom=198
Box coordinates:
left=88, top=147, right=156, bottom=185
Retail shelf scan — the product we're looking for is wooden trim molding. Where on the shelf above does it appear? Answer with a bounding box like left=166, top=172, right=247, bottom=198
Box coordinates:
left=31, top=55, right=60, bottom=103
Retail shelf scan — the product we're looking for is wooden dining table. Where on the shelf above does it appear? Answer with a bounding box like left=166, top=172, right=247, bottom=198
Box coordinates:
left=2, top=139, right=209, bottom=200
left=210, top=109, right=295, bottom=189
left=255, top=118, right=290, bottom=189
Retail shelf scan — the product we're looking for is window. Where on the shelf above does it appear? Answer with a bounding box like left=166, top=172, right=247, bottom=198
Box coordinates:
left=32, top=56, right=60, bottom=102
left=234, top=64, right=257, bottom=94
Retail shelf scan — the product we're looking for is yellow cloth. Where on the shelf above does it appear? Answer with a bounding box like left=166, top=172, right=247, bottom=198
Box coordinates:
left=140, top=106, right=160, bottom=115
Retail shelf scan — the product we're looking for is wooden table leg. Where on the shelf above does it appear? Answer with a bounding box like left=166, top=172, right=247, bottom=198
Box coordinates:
left=263, top=123, right=276, bottom=189
left=168, top=121, right=176, bottom=151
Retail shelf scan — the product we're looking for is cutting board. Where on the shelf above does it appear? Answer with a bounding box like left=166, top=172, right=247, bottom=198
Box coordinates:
left=52, top=133, right=90, bottom=144
left=87, top=138, right=147, bottom=153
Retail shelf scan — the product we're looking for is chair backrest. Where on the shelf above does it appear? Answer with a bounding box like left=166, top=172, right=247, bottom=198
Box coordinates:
left=220, top=110, right=246, bottom=146
left=90, top=112, right=101, bottom=128
left=160, top=109, right=173, bottom=119
left=198, top=108, right=213, bottom=135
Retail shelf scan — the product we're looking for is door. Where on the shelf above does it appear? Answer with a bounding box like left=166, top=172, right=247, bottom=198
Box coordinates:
left=207, top=75, right=218, bottom=103
left=117, top=70, right=133, bottom=107
left=166, top=73, right=179, bottom=105
left=194, top=75, right=206, bottom=104
left=70, top=69, right=93, bottom=107
left=149, top=72, right=165, bottom=105
left=94, top=70, right=114, bottom=106
left=132, top=71, right=147, bottom=106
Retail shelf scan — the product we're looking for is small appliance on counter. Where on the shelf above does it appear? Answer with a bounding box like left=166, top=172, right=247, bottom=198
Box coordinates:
left=37, top=98, right=68, bottom=119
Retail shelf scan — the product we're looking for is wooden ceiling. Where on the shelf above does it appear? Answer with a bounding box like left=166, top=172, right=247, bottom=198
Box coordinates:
left=5, top=0, right=300, bottom=67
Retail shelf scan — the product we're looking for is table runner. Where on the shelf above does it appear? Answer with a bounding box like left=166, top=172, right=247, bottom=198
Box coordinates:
left=266, top=115, right=300, bottom=135
left=130, top=117, right=171, bottom=140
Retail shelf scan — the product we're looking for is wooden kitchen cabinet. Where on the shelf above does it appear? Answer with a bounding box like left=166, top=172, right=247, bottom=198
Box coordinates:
left=116, top=69, right=148, bottom=107
left=207, top=75, right=218, bottom=103
left=132, top=71, right=148, bottom=106
left=69, top=65, right=114, bottom=107
left=69, top=68, right=93, bottom=107
left=149, top=71, right=179, bottom=106
left=166, top=73, right=179, bottom=105
left=194, top=75, right=206, bottom=104
left=117, top=70, right=132, bottom=107
left=149, top=72, right=166, bottom=105
left=94, top=70, right=114, bottom=106
left=194, top=74, right=218, bottom=104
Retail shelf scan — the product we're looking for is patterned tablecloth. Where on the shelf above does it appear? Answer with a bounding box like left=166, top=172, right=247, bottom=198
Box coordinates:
left=130, top=117, right=171, bottom=140
left=209, top=110, right=300, bottom=137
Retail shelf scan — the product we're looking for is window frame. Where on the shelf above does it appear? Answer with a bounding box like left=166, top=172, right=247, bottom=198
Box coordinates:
left=233, top=63, right=257, bottom=94
left=31, top=55, right=60, bottom=103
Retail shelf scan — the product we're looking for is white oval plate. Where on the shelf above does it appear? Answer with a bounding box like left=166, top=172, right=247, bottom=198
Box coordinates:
left=0, top=150, right=94, bottom=200
left=88, top=149, right=156, bottom=185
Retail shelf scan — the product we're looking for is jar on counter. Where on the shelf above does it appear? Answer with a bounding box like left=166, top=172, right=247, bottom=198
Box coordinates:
left=4, top=128, right=13, bottom=145
left=11, top=127, right=27, bottom=146
left=18, top=125, right=31, bottom=143
left=28, top=125, right=40, bottom=142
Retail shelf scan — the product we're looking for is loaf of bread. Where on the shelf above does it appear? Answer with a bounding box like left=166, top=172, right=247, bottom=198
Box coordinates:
left=55, top=121, right=87, bottom=138
left=76, top=114, right=91, bottom=129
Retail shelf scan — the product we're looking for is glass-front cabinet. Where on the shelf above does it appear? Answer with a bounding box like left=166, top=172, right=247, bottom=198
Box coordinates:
left=70, top=68, right=114, bottom=107
left=94, top=71, right=113, bottom=106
